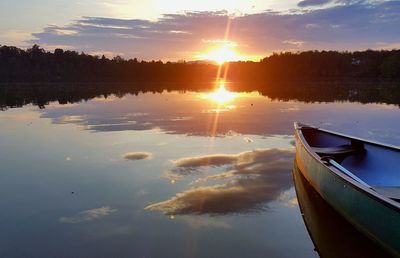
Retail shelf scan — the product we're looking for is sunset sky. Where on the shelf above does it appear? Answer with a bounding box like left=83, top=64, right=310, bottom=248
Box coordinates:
left=1, top=0, right=399, bottom=61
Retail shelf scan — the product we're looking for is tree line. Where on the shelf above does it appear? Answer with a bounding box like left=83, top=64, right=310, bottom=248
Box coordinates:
left=223, top=50, right=400, bottom=81
left=1, top=81, right=400, bottom=110
left=0, top=45, right=400, bottom=83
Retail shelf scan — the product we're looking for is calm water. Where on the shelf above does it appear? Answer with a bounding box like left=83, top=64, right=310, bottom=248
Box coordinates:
left=1, top=86, right=399, bottom=257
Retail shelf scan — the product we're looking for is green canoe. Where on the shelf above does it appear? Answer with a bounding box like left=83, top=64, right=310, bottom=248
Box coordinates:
left=294, top=122, right=400, bottom=257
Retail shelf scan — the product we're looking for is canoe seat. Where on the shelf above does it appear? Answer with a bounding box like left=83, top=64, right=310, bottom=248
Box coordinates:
left=313, top=144, right=361, bottom=156
left=372, top=186, right=400, bottom=201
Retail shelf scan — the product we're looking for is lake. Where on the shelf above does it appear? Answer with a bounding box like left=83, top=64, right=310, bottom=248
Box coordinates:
left=0, top=82, right=399, bottom=257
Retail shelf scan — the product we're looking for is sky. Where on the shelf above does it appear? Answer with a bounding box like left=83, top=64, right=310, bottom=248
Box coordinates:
left=0, top=0, right=400, bottom=60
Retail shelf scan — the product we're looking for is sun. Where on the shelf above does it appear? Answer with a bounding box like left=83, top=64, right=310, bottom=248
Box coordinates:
left=199, top=44, right=242, bottom=64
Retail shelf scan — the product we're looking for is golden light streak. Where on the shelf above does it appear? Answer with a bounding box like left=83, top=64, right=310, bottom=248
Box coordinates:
left=206, top=17, right=234, bottom=142
left=200, top=80, right=240, bottom=142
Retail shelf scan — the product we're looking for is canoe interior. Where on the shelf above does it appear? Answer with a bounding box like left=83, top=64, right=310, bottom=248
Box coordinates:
left=301, top=127, right=400, bottom=187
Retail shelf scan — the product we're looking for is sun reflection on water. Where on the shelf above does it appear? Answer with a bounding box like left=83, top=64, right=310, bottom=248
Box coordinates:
left=202, top=81, right=239, bottom=105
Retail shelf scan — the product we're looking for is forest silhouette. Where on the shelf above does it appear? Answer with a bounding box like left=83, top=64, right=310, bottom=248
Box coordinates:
left=1, top=80, right=400, bottom=110
left=1, top=45, right=400, bottom=109
left=1, top=45, right=400, bottom=83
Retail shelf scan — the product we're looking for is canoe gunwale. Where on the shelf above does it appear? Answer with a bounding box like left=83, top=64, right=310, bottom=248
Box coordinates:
left=294, top=122, right=400, bottom=212
left=295, top=122, right=400, bottom=152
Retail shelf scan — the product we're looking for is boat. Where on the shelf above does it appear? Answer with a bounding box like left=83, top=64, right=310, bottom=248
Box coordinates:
left=293, top=164, right=388, bottom=257
left=294, top=122, right=400, bottom=257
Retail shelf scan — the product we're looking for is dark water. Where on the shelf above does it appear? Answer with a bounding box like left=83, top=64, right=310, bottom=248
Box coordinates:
left=0, top=83, right=399, bottom=257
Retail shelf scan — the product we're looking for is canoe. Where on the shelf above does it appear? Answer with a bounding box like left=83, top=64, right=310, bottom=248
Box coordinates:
left=293, top=164, right=388, bottom=257
left=294, top=122, right=400, bottom=257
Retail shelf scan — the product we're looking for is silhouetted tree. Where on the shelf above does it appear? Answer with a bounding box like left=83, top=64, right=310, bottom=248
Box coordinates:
left=0, top=45, right=399, bottom=84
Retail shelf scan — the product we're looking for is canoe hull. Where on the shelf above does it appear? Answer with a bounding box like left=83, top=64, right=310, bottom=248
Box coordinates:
left=295, top=130, right=400, bottom=257
left=293, top=165, right=388, bottom=257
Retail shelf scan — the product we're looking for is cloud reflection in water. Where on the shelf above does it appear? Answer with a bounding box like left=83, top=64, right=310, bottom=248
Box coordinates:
left=146, top=148, right=294, bottom=215
left=41, top=91, right=299, bottom=136
left=59, top=206, right=117, bottom=224
left=123, top=151, right=152, bottom=161
left=39, top=91, right=400, bottom=146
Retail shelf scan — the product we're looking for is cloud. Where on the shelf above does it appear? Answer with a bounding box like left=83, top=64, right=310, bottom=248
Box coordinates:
left=59, top=115, right=85, bottom=123
left=30, top=1, right=400, bottom=59
left=145, top=148, right=294, bottom=215
left=172, top=154, right=238, bottom=168
left=169, top=148, right=294, bottom=177
left=283, top=40, right=305, bottom=47
left=298, top=0, right=333, bottom=7
left=163, top=153, right=238, bottom=180
left=59, top=206, right=117, bottom=224
left=123, top=151, right=152, bottom=160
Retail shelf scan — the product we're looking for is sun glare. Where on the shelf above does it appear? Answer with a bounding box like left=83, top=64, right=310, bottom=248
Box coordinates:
left=199, top=45, right=242, bottom=64
left=203, top=82, right=238, bottom=104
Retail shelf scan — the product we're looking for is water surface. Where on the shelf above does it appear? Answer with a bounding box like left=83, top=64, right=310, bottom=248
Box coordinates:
left=0, top=85, right=399, bottom=257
